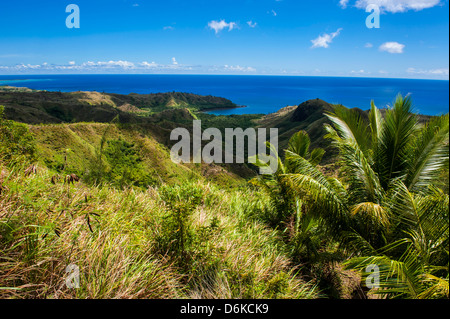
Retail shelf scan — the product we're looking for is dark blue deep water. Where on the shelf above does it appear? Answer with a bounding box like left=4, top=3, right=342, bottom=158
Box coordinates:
left=0, top=74, right=448, bottom=116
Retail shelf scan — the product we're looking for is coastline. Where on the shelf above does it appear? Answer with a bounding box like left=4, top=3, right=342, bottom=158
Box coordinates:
left=1, top=74, right=449, bottom=116
left=199, top=104, right=248, bottom=113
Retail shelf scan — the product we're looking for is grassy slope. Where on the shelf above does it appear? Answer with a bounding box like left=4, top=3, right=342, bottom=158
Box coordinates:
left=0, top=160, right=318, bottom=299
left=0, top=98, right=320, bottom=299
left=0, top=89, right=240, bottom=124
left=1, top=91, right=445, bottom=299
left=256, top=100, right=336, bottom=163
left=29, top=122, right=245, bottom=189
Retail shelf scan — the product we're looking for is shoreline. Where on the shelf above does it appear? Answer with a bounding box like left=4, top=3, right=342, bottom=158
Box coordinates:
left=199, top=105, right=248, bottom=113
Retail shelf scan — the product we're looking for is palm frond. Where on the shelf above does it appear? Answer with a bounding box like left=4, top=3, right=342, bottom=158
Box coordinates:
left=285, top=173, right=349, bottom=231
left=325, top=104, right=372, bottom=156
left=344, top=253, right=423, bottom=298
left=288, top=130, right=311, bottom=158
left=405, top=114, right=449, bottom=192
left=309, top=148, right=325, bottom=166
left=325, top=124, right=383, bottom=203
left=369, top=100, right=383, bottom=150
left=250, top=141, right=285, bottom=175
left=351, top=202, right=390, bottom=228
left=376, top=94, right=418, bottom=189
left=418, top=274, right=449, bottom=299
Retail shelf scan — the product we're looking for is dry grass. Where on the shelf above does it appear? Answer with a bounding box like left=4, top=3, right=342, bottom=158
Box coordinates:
left=0, top=162, right=318, bottom=299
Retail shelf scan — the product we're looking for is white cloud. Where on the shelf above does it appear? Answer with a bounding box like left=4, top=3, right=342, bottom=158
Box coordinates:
left=407, top=67, right=449, bottom=76
left=247, top=21, right=257, bottom=28
left=208, top=20, right=237, bottom=34
left=365, top=42, right=373, bottom=48
left=0, top=59, right=206, bottom=74
left=86, top=60, right=135, bottom=68
left=311, top=28, right=343, bottom=49
left=341, top=0, right=441, bottom=13
left=140, top=61, right=158, bottom=68
left=271, top=10, right=277, bottom=16
left=350, top=69, right=372, bottom=76
left=379, top=41, right=405, bottom=53
left=339, top=0, right=350, bottom=8
left=16, top=63, right=41, bottom=69
left=351, top=69, right=367, bottom=74
left=223, top=65, right=257, bottom=72
left=163, top=26, right=174, bottom=30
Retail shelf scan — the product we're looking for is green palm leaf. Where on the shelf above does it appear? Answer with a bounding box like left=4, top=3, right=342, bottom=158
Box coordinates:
left=405, top=114, right=449, bottom=192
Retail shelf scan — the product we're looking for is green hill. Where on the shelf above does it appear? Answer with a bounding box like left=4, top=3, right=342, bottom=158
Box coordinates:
left=0, top=88, right=240, bottom=125
left=30, top=122, right=246, bottom=189
left=0, top=104, right=318, bottom=299
left=257, top=98, right=434, bottom=164
left=1, top=91, right=447, bottom=300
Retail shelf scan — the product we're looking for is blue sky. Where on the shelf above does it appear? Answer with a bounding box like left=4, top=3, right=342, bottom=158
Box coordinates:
left=0, top=0, right=448, bottom=79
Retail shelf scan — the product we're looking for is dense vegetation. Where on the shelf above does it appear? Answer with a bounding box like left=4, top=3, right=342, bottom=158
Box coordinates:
left=0, top=88, right=239, bottom=124
left=252, top=95, right=449, bottom=298
left=0, top=93, right=448, bottom=299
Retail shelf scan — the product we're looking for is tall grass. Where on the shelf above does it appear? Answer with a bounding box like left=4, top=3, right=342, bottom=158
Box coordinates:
left=0, top=161, right=318, bottom=299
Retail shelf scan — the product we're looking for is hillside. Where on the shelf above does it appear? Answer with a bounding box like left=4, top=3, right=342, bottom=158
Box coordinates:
left=0, top=106, right=320, bottom=299
left=1, top=88, right=437, bottom=172
left=31, top=122, right=246, bottom=189
left=0, top=88, right=240, bottom=125
left=257, top=98, right=434, bottom=164
left=1, top=92, right=448, bottom=300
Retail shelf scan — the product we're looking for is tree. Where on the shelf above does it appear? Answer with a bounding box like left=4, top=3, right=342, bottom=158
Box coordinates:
left=284, top=95, right=449, bottom=298
left=251, top=130, right=326, bottom=258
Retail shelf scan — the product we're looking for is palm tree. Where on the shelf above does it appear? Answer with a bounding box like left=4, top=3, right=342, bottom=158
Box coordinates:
left=251, top=131, right=326, bottom=258
left=284, top=95, right=449, bottom=298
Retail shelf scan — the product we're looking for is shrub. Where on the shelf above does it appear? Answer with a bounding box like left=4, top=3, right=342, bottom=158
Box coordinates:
left=156, top=183, right=204, bottom=259
left=0, top=105, right=37, bottom=163
left=103, top=139, right=156, bottom=188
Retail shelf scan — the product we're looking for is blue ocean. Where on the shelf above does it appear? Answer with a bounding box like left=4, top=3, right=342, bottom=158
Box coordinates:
left=0, top=75, right=448, bottom=116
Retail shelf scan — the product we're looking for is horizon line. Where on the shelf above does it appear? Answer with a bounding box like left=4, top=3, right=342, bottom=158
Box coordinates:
left=0, top=73, right=448, bottom=81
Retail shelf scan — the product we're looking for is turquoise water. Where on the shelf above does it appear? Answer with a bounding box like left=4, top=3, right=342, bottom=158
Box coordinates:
left=0, top=75, right=448, bottom=116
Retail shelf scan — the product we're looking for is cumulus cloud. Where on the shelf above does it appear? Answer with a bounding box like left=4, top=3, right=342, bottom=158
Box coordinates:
left=85, top=60, right=135, bottom=68
left=379, top=41, right=405, bottom=53
left=223, top=65, right=257, bottom=72
left=0, top=59, right=193, bottom=73
left=339, top=0, right=350, bottom=8
left=140, top=61, right=158, bottom=68
left=0, top=59, right=255, bottom=74
left=350, top=69, right=368, bottom=74
left=311, top=28, right=343, bottom=49
left=208, top=20, right=237, bottom=34
left=247, top=21, right=257, bottom=28
left=407, top=67, right=449, bottom=76
left=341, top=0, right=441, bottom=13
